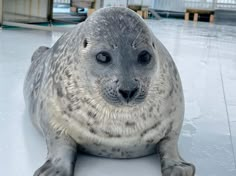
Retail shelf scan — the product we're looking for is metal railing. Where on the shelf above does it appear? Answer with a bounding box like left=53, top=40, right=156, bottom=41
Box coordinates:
left=216, top=0, right=236, bottom=9
left=154, top=0, right=236, bottom=12
left=54, top=0, right=70, bottom=4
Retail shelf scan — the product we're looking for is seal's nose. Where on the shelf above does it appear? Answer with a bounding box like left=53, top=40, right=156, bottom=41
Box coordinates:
left=118, top=87, right=139, bottom=103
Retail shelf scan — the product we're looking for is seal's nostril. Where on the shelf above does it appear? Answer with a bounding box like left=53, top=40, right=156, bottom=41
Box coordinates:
left=118, top=88, right=138, bottom=102
left=119, top=89, right=129, bottom=100
left=130, top=88, right=138, bottom=99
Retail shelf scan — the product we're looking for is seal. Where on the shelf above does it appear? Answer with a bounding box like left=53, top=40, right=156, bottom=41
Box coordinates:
left=24, top=7, right=195, bottom=176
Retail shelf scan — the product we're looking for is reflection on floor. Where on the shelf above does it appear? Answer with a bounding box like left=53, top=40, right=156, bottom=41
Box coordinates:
left=0, top=19, right=236, bottom=176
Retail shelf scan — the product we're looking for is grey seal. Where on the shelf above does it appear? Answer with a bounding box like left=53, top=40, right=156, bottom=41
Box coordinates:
left=24, top=7, right=195, bottom=176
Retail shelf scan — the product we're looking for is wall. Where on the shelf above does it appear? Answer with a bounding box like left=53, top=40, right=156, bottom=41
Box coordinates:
left=3, top=0, right=50, bottom=19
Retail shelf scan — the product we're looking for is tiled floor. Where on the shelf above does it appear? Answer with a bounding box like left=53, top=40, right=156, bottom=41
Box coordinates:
left=0, top=19, right=236, bottom=176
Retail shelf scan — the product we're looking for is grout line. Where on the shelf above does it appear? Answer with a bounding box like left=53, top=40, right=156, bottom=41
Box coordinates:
left=218, top=43, right=236, bottom=169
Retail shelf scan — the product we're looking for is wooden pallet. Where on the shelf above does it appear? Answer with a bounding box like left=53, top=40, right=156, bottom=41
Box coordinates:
left=185, top=8, right=214, bottom=23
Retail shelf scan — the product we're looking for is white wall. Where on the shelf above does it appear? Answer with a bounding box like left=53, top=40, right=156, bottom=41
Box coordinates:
left=3, top=0, right=49, bottom=18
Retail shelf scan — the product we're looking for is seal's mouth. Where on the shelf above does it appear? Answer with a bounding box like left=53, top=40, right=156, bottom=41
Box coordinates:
left=101, top=86, right=146, bottom=107
left=99, top=78, right=148, bottom=107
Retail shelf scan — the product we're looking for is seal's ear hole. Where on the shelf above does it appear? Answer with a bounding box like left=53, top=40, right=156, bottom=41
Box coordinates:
left=83, top=39, right=88, bottom=48
left=152, top=42, right=155, bottom=49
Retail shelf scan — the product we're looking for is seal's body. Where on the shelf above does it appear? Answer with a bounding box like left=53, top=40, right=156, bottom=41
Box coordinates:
left=24, top=7, right=195, bottom=176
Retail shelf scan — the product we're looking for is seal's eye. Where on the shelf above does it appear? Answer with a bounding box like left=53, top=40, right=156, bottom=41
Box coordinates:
left=138, top=51, right=152, bottom=65
left=96, top=52, right=112, bottom=64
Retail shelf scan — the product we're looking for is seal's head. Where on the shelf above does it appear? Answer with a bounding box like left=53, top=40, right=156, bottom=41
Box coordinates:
left=76, top=7, right=158, bottom=107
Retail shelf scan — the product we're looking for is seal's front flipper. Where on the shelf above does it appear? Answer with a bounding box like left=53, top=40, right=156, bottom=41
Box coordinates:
left=31, top=46, right=49, bottom=62
left=34, top=126, right=77, bottom=176
left=158, top=136, right=195, bottom=176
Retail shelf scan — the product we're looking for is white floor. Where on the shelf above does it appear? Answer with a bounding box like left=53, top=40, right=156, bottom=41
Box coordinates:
left=0, top=19, right=236, bottom=176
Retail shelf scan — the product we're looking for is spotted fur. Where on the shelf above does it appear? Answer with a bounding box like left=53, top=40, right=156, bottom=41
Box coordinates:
left=24, top=7, right=195, bottom=176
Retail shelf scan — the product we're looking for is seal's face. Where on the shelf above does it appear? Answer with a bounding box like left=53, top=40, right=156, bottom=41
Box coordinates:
left=95, top=48, right=155, bottom=106
left=78, top=8, right=157, bottom=107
